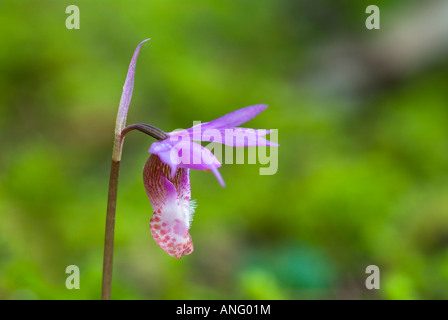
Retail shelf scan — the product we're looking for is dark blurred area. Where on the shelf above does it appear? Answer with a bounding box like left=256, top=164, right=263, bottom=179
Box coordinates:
left=0, top=0, right=448, bottom=299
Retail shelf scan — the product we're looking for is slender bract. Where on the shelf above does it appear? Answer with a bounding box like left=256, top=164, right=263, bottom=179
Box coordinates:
left=112, top=39, right=151, bottom=162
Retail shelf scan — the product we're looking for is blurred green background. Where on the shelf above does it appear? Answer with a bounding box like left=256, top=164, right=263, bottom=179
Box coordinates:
left=1, top=0, right=448, bottom=300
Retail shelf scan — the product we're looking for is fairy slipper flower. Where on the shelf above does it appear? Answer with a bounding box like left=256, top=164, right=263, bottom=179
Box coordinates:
left=143, top=105, right=278, bottom=258
left=103, top=39, right=278, bottom=300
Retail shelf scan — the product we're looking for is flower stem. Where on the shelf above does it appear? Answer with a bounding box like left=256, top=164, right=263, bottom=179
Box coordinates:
left=102, top=124, right=166, bottom=300
left=121, top=123, right=168, bottom=140
left=102, top=158, right=120, bottom=300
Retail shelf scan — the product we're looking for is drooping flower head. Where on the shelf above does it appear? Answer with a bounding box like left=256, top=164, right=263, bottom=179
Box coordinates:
left=115, top=39, right=278, bottom=259
left=143, top=105, right=278, bottom=258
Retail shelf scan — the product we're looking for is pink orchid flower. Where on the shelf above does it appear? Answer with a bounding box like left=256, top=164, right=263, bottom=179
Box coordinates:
left=144, top=105, right=278, bottom=258
left=114, top=39, right=278, bottom=259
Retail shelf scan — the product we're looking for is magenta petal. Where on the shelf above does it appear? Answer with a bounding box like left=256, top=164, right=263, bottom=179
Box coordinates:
left=143, top=155, right=194, bottom=259
left=149, top=139, right=179, bottom=178
left=196, top=128, right=278, bottom=147
left=234, top=128, right=273, bottom=136
left=115, top=39, right=151, bottom=133
left=220, top=128, right=278, bottom=147
left=209, top=165, right=225, bottom=187
left=172, top=140, right=225, bottom=187
left=150, top=137, right=225, bottom=187
left=148, top=139, right=174, bottom=154
left=187, top=104, right=267, bottom=133
left=153, top=149, right=179, bottom=179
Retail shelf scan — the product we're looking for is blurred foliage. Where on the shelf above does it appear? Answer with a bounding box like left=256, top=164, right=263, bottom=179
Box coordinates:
left=0, top=0, right=447, bottom=299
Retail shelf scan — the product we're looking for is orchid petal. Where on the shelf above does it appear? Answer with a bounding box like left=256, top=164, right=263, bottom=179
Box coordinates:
left=186, top=104, right=267, bottom=133
left=143, top=154, right=194, bottom=259
left=191, top=128, right=279, bottom=147
left=172, top=140, right=225, bottom=187
left=149, top=139, right=179, bottom=178
left=150, top=138, right=225, bottom=187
